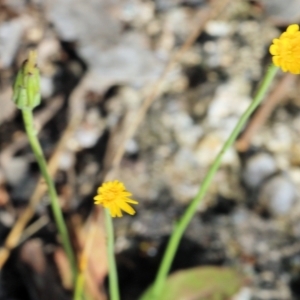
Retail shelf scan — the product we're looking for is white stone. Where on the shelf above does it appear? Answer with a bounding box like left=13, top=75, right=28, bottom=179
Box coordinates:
left=205, top=21, right=232, bottom=37
left=232, top=287, right=252, bottom=300
left=207, top=79, right=251, bottom=129
left=40, top=76, right=54, bottom=98
left=58, top=151, right=75, bottom=170
left=259, top=175, right=297, bottom=216
left=243, top=153, right=277, bottom=189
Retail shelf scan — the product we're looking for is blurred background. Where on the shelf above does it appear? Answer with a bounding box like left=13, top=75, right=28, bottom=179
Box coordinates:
left=1, top=0, right=300, bottom=299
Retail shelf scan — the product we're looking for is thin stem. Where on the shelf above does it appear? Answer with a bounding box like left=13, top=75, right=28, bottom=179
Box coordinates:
left=105, top=209, right=120, bottom=300
left=74, top=272, right=84, bottom=300
left=147, top=64, right=278, bottom=299
left=22, top=109, right=77, bottom=280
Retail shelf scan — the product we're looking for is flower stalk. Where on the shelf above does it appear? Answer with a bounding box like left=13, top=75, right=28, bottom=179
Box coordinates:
left=73, top=254, right=86, bottom=300
left=105, top=208, right=120, bottom=300
left=13, top=51, right=77, bottom=281
left=91, top=181, right=137, bottom=299
left=143, top=64, right=279, bottom=300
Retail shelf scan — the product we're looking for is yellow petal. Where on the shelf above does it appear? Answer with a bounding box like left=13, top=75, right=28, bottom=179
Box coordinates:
left=93, top=180, right=138, bottom=217
left=125, top=199, right=139, bottom=204
left=272, top=56, right=281, bottom=66
left=110, top=208, right=117, bottom=218
left=289, top=65, right=300, bottom=74
left=111, top=202, right=122, bottom=218
left=269, top=44, right=278, bottom=55
left=121, top=192, right=132, bottom=197
left=287, top=24, right=299, bottom=33
left=117, top=201, right=136, bottom=215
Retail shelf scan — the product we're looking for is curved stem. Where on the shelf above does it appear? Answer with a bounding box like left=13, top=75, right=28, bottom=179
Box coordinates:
left=147, top=64, right=278, bottom=299
left=22, top=109, right=77, bottom=281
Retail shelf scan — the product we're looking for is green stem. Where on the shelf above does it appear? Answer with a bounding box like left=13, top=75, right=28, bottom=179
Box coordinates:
left=105, top=209, right=120, bottom=300
left=74, top=272, right=84, bottom=300
left=22, top=109, right=77, bottom=280
left=147, top=64, right=278, bottom=299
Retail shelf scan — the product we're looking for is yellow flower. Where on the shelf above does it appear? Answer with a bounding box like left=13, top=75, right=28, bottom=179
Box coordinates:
left=269, top=24, right=300, bottom=74
left=94, top=180, right=138, bottom=217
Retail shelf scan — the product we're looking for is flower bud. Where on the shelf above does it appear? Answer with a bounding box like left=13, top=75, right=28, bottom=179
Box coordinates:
left=13, top=50, right=41, bottom=110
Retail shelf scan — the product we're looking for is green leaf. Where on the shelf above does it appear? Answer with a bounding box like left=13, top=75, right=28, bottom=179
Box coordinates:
left=140, top=266, right=243, bottom=300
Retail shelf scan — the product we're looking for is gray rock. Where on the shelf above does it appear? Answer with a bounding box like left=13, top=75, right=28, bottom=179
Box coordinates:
left=259, top=175, right=297, bottom=216
left=2, top=157, right=29, bottom=186
left=259, top=0, right=300, bottom=25
left=232, top=287, right=252, bottom=300
left=40, top=76, right=54, bottom=98
left=205, top=21, right=232, bottom=37
left=47, top=0, right=163, bottom=93
left=0, top=211, right=15, bottom=227
left=0, top=18, right=26, bottom=67
left=11, top=175, right=37, bottom=203
left=242, top=153, right=277, bottom=189
left=47, top=0, right=121, bottom=46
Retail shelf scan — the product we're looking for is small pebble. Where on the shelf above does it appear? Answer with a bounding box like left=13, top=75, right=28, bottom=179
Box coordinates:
left=233, top=287, right=252, bottom=300
left=2, top=157, right=29, bottom=186
left=0, top=18, right=25, bottom=67
left=58, top=151, right=75, bottom=171
left=205, top=21, right=232, bottom=37
left=40, top=76, right=54, bottom=98
left=259, top=0, right=300, bottom=25
left=125, top=139, right=139, bottom=155
left=0, top=211, right=14, bottom=227
left=259, top=175, right=297, bottom=216
left=242, top=153, right=277, bottom=189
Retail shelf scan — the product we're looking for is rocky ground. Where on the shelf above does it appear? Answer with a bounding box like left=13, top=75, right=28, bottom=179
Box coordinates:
left=0, top=0, right=300, bottom=299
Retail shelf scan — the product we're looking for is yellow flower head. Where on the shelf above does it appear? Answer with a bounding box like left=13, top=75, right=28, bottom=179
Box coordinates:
left=269, top=24, right=300, bottom=74
left=94, top=180, right=138, bottom=217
